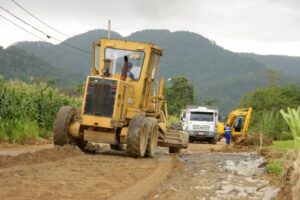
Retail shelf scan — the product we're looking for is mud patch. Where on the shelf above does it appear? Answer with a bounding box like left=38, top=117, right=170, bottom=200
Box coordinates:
left=234, top=135, right=273, bottom=147
left=0, top=145, right=81, bottom=169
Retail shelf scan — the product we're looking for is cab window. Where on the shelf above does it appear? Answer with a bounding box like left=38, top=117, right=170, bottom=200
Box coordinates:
left=104, top=48, right=145, bottom=80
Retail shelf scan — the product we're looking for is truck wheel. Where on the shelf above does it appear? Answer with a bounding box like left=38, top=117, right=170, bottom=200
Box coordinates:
left=169, top=147, right=181, bottom=154
left=209, top=138, right=217, bottom=144
left=127, top=116, right=149, bottom=158
left=145, top=117, right=158, bottom=158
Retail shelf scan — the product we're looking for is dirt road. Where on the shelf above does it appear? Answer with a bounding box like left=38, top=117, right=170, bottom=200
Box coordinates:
left=0, top=141, right=279, bottom=200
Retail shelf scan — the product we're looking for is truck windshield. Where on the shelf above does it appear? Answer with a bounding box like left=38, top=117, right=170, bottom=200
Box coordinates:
left=190, top=112, right=214, bottom=122
left=105, top=48, right=145, bottom=80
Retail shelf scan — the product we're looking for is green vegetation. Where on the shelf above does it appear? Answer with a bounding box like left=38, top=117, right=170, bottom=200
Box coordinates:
left=0, top=78, right=80, bottom=143
left=167, top=115, right=180, bottom=127
left=272, top=140, right=300, bottom=150
left=165, top=76, right=195, bottom=115
left=266, top=159, right=282, bottom=176
left=240, top=84, right=300, bottom=140
left=256, top=111, right=290, bottom=140
left=280, top=107, right=300, bottom=142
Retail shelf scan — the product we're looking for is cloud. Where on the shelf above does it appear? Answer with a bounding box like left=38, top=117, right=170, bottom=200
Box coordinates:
left=0, top=0, right=299, bottom=56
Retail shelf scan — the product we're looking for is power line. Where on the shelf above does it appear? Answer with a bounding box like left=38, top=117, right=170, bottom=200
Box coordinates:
left=0, top=6, right=91, bottom=55
left=0, top=14, right=46, bottom=41
left=10, top=0, right=70, bottom=38
left=0, top=14, right=89, bottom=58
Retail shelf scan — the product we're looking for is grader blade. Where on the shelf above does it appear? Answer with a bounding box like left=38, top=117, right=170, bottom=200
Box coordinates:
left=158, top=130, right=189, bottom=148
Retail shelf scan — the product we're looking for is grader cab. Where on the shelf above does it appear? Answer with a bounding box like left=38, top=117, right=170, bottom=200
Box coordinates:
left=54, top=38, right=188, bottom=157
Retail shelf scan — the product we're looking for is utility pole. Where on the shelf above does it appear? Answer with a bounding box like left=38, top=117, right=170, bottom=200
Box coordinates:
left=108, top=20, right=111, bottom=39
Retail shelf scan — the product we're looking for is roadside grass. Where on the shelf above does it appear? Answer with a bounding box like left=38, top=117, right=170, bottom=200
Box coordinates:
left=271, top=140, right=300, bottom=151
left=266, top=159, right=282, bottom=176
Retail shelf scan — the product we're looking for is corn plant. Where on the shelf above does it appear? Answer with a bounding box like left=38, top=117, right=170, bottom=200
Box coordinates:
left=0, top=79, right=81, bottom=142
left=280, top=107, right=300, bottom=145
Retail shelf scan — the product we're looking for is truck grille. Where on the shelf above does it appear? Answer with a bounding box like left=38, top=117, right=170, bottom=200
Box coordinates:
left=84, top=77, right=117, bottom=117
left=193, top=125, right=210, bottom=131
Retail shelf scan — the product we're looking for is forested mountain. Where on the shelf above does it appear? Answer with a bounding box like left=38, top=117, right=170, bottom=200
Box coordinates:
left=15, top=30, right=122, bottom=74
left=240, top=53, right=300, bottom=78
left=0, top=46, right=82, bottom=88
left=10, top=29, right=300, bottom=114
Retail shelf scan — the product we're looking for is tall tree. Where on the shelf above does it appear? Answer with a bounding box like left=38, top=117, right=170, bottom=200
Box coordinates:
left=165, top=76, right=195, bottom=115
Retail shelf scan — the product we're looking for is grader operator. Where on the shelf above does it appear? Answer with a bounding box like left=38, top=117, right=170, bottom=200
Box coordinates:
left=54, top=38, right=188, bottom=157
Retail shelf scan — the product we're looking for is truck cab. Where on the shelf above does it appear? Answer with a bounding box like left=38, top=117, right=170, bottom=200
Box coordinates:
left=181, top=106, right=219, bottom=144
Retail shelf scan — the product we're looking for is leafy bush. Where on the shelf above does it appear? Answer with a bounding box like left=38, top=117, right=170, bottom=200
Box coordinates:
left=0, top=78, right=80, bottom=142
left=165, top=76, right=195, bottom=115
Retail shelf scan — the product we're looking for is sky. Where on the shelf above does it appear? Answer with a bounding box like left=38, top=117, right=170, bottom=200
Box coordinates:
left=0, top=0, right=299, bottom=56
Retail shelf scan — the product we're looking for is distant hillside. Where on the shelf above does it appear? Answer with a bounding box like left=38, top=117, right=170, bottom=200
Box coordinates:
left=240, top=53, right=300, bottom=78
left=0, top=46, right=82, bottom=88
left=14, top=30, right=122, bottom=74
left=11, top=29, right=300, bottom=114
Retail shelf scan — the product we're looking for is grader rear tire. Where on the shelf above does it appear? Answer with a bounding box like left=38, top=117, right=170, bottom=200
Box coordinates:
left=126, top=116, right=149, bottom=158
left=144, top=117, right=158, bottom=158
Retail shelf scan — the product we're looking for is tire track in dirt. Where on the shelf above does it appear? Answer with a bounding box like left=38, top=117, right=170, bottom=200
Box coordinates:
left=109, top=154, right=179, bottom=200
left=0, top=146, right=179, bottom=200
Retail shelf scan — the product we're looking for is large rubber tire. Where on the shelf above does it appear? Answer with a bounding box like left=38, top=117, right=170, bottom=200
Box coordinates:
left=54, top=106, right=77, bottom=146
left=144, top=117, right=158, bottom=158
left=169, top=147, right=181, bottom=154
left=126, top=116, right=149, bottom=158
left=54, top=106, right=88, bottom=151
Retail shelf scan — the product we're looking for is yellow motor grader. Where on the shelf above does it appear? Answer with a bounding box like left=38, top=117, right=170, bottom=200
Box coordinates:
left=54, top=38, right=188, bottom=157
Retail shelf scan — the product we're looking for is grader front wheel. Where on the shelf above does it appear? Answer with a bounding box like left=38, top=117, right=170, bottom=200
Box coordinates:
left=54, top=106, right=87, bottom=150
left=126, top=116, right=149, bottom=158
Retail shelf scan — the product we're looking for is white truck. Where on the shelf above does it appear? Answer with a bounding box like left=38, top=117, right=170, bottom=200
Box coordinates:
left=181, top=106, right=219, bottom=144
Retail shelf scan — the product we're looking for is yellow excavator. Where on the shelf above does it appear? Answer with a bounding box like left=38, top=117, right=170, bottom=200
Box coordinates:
left=53, top=38, right=188, bottom=157
left=218, top=107, right=253, bottom=140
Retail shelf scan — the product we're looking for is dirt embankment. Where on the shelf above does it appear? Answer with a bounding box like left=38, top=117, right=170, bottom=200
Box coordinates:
left=275, top=150, right=300, bottom=200
left=292, top=151, right=300, bottom=200
left=0, top=145, right=81, bottom=169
